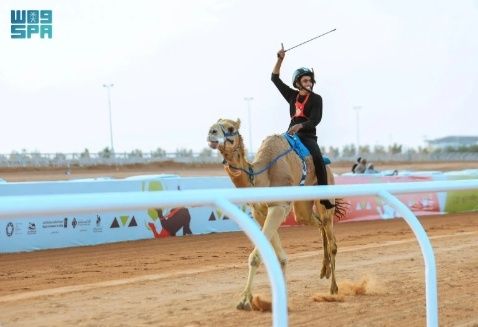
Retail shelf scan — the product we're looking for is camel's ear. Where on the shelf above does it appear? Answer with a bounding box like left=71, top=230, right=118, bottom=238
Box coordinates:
left=235, top=118, right=241, bottom=129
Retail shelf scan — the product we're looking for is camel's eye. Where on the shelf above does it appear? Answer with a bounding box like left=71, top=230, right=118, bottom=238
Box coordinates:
left=228, top=127, right=234, bottom=133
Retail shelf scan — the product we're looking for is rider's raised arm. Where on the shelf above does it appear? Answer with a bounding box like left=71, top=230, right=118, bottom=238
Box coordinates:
left=271, top=45, right=296, bottom=102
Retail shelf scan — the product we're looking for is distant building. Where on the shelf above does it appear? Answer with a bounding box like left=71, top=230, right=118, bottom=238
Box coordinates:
left=426, top=136, right=478, bottom=150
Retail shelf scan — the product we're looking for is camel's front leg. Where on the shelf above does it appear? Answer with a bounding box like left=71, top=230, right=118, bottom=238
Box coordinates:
left=237, top=204, right=290, bottom=311
left=236, top=249, right=259, bottom=310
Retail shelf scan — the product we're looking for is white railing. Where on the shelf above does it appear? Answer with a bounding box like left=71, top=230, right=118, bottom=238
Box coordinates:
left=1, top=179, right=478, bottom=327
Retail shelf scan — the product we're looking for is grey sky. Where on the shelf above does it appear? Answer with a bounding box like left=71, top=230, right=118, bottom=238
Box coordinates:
left=1, top=0, right=477, bottom=153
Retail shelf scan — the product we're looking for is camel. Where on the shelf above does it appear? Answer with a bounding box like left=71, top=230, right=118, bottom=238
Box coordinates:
left=207, top=118, right=346, bottom=311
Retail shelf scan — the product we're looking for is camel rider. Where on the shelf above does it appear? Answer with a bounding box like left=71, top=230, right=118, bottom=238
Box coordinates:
left=271, top=44, right=334, bottom=209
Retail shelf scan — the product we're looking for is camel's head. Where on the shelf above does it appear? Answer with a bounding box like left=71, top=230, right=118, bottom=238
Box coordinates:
left=207, top=118, right=242, bottom=153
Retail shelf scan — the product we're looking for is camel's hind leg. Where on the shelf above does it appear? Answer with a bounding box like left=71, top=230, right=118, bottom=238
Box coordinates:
left=323, top=208, right=338, bottom=294
left=319, top=226, right=332, bottom=279
left=237, top=203, right=290, bottom=311
left=315, top=202, right=338, bottom=294
left=323, top=165, right=337, bottom=284
left=293, top=201, right=331, bottom=279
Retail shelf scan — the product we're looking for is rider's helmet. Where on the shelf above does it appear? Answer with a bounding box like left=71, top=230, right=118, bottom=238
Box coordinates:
left=292, top=67, right=315, bottom=89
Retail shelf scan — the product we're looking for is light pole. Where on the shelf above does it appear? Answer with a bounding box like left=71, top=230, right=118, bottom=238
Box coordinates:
left=244, top=97, right=254, bottom=158
left=103, top=83, right=115, bottom=156
left=353, top=105, right=362, bottom=156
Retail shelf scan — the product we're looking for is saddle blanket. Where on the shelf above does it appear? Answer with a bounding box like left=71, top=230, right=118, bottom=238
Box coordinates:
left=283, top=133, right=331, bottom=165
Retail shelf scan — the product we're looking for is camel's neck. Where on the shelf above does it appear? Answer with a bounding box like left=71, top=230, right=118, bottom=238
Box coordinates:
left=221, top=142, right=253, bottom=188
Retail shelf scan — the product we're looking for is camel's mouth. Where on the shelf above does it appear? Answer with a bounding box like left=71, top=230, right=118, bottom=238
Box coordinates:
left=208, top=140, right=219, bottom=149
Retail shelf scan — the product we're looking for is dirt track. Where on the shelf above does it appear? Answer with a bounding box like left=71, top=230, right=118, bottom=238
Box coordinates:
left=1, top=213, right=477, bottom=326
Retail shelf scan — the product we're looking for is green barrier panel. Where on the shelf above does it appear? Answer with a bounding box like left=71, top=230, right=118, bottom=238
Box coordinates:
left=444, top=175, right=478, bottom=213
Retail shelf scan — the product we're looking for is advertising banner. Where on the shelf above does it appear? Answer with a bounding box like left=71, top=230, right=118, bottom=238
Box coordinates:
left=0, top=175, right=246, bottom=253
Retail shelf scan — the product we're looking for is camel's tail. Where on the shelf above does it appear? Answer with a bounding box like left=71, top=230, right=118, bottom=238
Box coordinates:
left=334, top=198, right=349, bottom=221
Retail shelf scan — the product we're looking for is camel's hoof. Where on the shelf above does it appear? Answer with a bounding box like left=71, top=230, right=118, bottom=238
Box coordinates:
left=237, top=300, right=252, bottom=311
left=236, top=295, right=253, bottom=311
left=325, top=267, right=332, bottom=279
left=320, top=263, right=331, bottom=279
left=330, top=283, right=338, bottom=295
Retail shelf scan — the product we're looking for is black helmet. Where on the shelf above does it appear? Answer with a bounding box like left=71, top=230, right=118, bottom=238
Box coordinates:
left=292, top=67, right=315, bottom=89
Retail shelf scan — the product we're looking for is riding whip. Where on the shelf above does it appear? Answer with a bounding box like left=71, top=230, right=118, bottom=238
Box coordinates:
left=284, top=28, right=336, bottom=52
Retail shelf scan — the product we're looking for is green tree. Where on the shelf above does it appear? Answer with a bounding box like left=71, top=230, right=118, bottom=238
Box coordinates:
left=176, top=148, right=193, bottom=157
left=199, top=147, right=213, bottom=157
left=342, top=144, right=356, bottom=157
left=9, top=150, right=20, bottom=161
left=80, top=148, right=90, bottom=159
left=129, top=149, right=143, bottom=158
left=326, top=146, right=340, bottom=158
left=388, top=143, right=402, bottom=154
left=406, top=147, right=417, bottom=155
left=359, top=145, right=371, bottom=155
left=151, top=147, right=167, bottom=158
left=417, top=146, right=430, bottom=154
left=30, top=151, right=43, bottom=160
left=99, top=147, right=112, bottom=159
left=54, top=153, right=66, bottom=160
left=373, top=145, right=386, bottom=155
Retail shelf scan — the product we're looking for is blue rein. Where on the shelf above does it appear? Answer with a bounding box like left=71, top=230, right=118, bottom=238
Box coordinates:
left=227, top=147, right=294, bottom=178
left=220, top=125, right=308, bottom=186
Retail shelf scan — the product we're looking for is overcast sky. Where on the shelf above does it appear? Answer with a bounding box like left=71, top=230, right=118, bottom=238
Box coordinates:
left=1, top=0, right=478, bottom=154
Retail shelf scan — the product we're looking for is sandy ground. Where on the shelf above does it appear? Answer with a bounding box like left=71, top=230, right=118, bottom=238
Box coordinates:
left=0, top=163, right=477, bottom=326
left=0, top=213, right=477, bottom=327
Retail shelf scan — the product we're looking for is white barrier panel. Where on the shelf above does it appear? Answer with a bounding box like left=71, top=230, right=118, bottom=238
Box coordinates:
left=0, top=175, right=246, bottom=253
